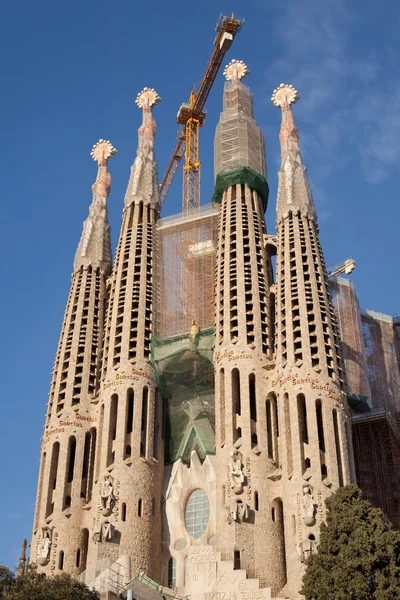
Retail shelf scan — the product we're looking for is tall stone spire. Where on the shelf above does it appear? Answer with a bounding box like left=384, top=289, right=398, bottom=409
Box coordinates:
left=31, top=141, right=116, bottom=577
left=213, top=61, right=285, bottom=592
left=124, top=87, right=161, bottom=207
left=74, top=139, right=117, bottom=275
left=269, top=84, right=354, bottom=597
left=272, top=83, right=316, bottom=221
left=96, top=88, right=164, bottom=582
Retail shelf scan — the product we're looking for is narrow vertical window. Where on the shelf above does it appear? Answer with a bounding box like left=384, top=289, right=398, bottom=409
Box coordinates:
left=81, top=432, right=91, bottom=500
left=249, top=374, right=257, bottom=421
left=107, top=394, right=118, bottom=466
left=152, top=498, right=155, bottom=516
left=67, top=437, right=76, bottom=483
left=232, top=369, right=241, bottom=442
left=316, top=400, right=325, bottom=452
left=126, top=389, right=134, bottom=434
left=234, top=551, right=241, bottom=570
left=138, top=498, right=142, bottom=517
left=220, top=368, right=225, bottom=447
left=283, top=394, right=293, bottom=475
left=141, top=387, right=148, bottom=457
left=80, top=529, right=89, bottom=572
left=333, top=409, right=344, bottom=487
left=254, top=491, right=259, bottom=511
left=76, top=549, right=81, bottom=568
left=46, top=442, right=59, bottom=517
left=121, top=503, right=127, bottom=522
left=297, top=394, right=308, bottom=444
left=168, top=558, right=176, bottom=588
left=266, top=399, right=273, bottom=459
left=58, top=551, right=64, bottom=570
left=87, top=428, right=96, bottom=501
left=153, top=388, right=160, bottom=460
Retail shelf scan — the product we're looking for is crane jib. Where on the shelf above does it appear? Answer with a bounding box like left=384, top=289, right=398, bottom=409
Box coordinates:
left=159, top=14, right=244, bottom=209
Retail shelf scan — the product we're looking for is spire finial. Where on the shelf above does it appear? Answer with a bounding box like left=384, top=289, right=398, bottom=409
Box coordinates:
left=90, top=139, right=118, bottom=166
left=271, top=83, right=299, bottom=108
left=135, top=87, right=161, bottom=110
left=223, top=59, right=250, bottom=81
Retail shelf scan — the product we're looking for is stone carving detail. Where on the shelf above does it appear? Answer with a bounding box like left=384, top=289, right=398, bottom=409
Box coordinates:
left=93, top=521, right=115, bottom=543
left=37, top=526, right=53, bottom=566
left=228, top=450, right=244, bottom=494
left=227, top=500, right=249, bottom=523
left=302, top=483, right=316, bottom=526
left=296, top=538, right=318, bottom=563
left=100, top=474, right=116, bottom=517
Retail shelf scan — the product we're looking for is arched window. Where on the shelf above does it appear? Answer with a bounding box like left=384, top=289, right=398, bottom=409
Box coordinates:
left=107, top=395, right=118, bottom=466
left=185, top=489, right=209, bottom=539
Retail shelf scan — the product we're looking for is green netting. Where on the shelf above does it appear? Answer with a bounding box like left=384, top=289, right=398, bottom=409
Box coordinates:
left=151, top=328, right=215, bottom=464
left=212, top=166, right=269, bottom=212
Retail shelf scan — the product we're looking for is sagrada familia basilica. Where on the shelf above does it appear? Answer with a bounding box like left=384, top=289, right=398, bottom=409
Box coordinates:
left=29, top=26, right=400, bottom=600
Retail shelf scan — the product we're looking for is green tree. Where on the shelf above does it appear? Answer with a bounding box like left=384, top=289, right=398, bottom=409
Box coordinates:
left=301, top=484, right=400, bottom=600
left=0, top=566, right=15, bottom=599
left=3, top=568, right=99, bottom=600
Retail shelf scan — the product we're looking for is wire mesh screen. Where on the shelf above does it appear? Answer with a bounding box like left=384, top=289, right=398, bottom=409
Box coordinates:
left=156, top=204, right=219, bottom=338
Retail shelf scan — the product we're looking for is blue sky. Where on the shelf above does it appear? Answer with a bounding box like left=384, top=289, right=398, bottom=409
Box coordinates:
left=1, top=0, right=399, bottom=569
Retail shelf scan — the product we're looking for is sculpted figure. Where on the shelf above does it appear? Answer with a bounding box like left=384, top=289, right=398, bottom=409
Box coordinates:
left=302, top=483, right=316, bottom=526
left=100, top=475, right=116, bottom=516
left=227, top=500, right=249, bottom=524
left=38, top=527, right=52, bottom=565
left=296, top=538, right=317, bottom=563
left=228, top=450, right=244, bottom=494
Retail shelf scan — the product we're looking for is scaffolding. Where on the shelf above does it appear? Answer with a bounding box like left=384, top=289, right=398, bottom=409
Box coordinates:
left=352, top=409, right=400, bottom=529
left=331, top=278, right=400, bottom=528
left=360, top=308, right=400, bottom=414
left=214, top=80, right=267, bottom=180
left=329, top=277, right=371, bottom=407
left=156, top=203, right=219, bottom=338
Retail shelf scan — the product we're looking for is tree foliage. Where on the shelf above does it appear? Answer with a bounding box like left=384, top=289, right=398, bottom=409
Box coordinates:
left=301, top=484, right=400, bottom=600
left=2, top=567, right=99, bottom=600
left=0, top=566, right=15, bottom=599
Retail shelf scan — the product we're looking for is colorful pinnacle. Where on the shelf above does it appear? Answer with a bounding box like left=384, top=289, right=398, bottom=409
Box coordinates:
left=135, top=87, right=161, bottom=109
left=90, top=140, right=118, bottom=163
left=223, top=59, right=250, bottom=81
left=271, top=83, right=299, bottom=108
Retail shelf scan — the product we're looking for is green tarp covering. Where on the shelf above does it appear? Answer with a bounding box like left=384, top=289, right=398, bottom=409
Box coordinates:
left=212, top=166, right=269, bottom=212
left=151, top=328, right=215, bottom=463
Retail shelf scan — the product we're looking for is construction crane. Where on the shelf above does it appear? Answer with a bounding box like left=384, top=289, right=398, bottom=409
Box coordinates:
left=328, top=258, right=356, bottom=278
left=159, top=13, right=244, bottom=212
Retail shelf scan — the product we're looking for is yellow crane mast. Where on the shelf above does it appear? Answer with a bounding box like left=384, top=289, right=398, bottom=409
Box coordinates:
left=159, top=13, right=243, bottom=212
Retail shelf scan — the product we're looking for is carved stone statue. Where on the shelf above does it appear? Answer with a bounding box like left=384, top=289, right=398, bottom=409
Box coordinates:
left=92, top=521, right=115, bottom=543
left=296, top=538, right=318, bottom=563
left=38, top=527, right=52, bottom=566
left=302, top=483, right=316, bottom=526
left=228, top=450, right=245, bottom=494
left=227, top=500, right=249, bottom=524
left=100, top=475, right=116, bottom=516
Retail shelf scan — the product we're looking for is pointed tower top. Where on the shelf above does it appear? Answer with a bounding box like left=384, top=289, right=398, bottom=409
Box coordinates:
left=124, top=88, right=161, bottom=207
left=271, top=83, right=316, bottom=221
left=135, top=87, right=161, bottom=109
left=73, top=139, right=116, bottom=274
left=223, top=59, right=250, bottom=81
left=271, top=83, right=299, bottom=108
left=90, top=139, right=117, bottom=164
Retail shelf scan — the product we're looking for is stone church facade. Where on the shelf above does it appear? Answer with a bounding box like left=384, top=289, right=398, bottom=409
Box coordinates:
left=31, top=62, right=397, bottom=600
